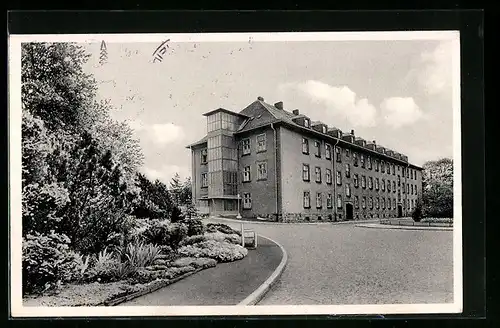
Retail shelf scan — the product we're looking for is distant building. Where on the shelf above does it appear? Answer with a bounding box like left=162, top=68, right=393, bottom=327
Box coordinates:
left=186, top=97, right=423, bottom=222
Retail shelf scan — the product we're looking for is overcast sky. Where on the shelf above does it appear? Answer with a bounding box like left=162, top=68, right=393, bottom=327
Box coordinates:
left=82, top=37, right=455, bottom=184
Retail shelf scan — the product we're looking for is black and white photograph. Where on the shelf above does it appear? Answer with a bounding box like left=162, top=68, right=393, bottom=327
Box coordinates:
left=9, top=31, right=462, bottom=316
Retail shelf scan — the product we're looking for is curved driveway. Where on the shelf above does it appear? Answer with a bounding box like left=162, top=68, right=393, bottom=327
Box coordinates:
left=210, top=219, right=453, bottom=305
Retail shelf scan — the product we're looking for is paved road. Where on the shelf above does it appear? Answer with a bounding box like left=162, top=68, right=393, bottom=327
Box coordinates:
left=121, top=236, right=282, bottom=306
left=210, top=219, right=454, bottom=305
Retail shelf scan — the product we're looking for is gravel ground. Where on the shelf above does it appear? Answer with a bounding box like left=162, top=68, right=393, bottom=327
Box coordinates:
left=209, top=219, right=454, bottom=305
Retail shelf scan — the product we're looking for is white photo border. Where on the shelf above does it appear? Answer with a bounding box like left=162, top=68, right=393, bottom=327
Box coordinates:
left=8, top=31, right=462, bottom=317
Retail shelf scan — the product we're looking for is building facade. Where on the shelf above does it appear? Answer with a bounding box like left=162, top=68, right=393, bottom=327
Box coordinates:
left=187, top=97, right=423, bottom=222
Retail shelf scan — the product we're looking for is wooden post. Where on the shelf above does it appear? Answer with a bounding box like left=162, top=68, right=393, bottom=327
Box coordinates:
left=241, top=223, right=244, bottom=247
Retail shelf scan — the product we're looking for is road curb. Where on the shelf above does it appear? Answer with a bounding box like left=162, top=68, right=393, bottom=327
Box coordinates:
left=355, top=223, right=453, bottom=231
left=237, top=235, right=288, bottom=306
left=209, top=217, right=378, bottom=226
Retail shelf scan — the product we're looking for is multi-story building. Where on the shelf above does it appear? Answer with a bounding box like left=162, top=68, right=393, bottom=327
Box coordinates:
left=186, top=97, right=423, bottom=222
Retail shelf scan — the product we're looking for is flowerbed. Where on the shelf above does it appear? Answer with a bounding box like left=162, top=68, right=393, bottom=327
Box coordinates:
left=22, top=218, right=249, bottom=306
left=421, top=217, right=453, bottom=224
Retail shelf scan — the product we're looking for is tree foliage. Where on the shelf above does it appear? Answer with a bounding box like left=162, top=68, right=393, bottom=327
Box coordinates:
left=422, top=158, right=453, bottom=218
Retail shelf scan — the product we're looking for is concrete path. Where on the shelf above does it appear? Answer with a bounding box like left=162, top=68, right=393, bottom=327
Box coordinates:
left=209, top=217, right=454, bottom=305
left=121, top=236, right=283, bottom=306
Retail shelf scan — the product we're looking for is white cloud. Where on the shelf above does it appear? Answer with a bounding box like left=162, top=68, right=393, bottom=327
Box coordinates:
left=416, top=41, right=452, bottom=95
left=143, top=164, right=190, bottom=184
left=380, top=97, right=423, bottom=128
left=292, top=80, right=377, bottom=127
left=148, top=123, right=185, bottom=145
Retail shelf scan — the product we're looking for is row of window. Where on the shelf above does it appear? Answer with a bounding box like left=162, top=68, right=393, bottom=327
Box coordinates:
left=301, top=164, right=419, bottom=195
left=242, top=134, right=267, bottom=155
left=302, top=192, right=417, bottom=211
left=300, top=137, right=419, bottom=180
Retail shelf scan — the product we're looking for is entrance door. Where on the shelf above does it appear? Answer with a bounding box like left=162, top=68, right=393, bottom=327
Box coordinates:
left=346, top=203, right=354, bottom=221
left=397, top=205, right=403, bottom=218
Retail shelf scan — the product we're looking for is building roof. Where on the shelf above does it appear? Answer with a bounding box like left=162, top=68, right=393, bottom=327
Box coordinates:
left=185, top=135, right=207, bottom=148
left=202, top=107, right=251, bottom=118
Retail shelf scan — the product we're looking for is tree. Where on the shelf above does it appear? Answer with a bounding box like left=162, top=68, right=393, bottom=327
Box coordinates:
left=422, top=158, right=453, bottom=218
left=133, top=173, right=173, bottom=220
left=181, top=177, right=192, bottom=205
left=169, top=173, right=183, bottom=206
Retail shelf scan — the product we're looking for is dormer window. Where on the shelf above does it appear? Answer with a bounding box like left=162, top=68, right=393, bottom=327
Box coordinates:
left=304, top=118, right=310, bottom=128
left=322, top=126, right=327, bottom=133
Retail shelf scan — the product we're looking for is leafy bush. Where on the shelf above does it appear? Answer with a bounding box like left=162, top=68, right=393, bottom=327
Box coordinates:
left=86, top=248, right=121, bottom=283
left=22, top=232, right=76, bottom=295
left=170, top=257, right=217, bottom=269
left=177, top=240, right=248, bottom=263
left=421, top=217, right=453, bottom=224
left=141, top=220, right=188, bottom=249
left=117, top=242, right=162, bottom=268
left=183, top=217, right=204, bottom=236
left=129, top=265, right=196, bottom=284
left=411, top=205, right=423, bottom=222
left=178, top=235, right=206, bottom=247
left=206, top=223, right=241, bottom=236
left=204, top=231, right=241, bottom=245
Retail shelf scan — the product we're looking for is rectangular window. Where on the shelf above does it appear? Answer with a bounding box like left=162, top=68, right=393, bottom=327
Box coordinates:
left=335, top=146, right=342, bottom=162
left=368, top=177, right=373, bottom=189
left=369, top=197, right=373, bottom=209
left=201, top=173, right=208, bottom=188
left=316, top=192, right=322, bottom=208
left=314, top=140, right=321, bottom=158
left=362, top=196, right=366, bottom=209
left=381, top=161, right=385, bottom=173
left=382, top=179, right=385, bottom=191
left=381, top=197, right=385, bottom=209
left=345, top=184, right=351, bottom=197
left=201, top=149, right=208, bottom=164
left=315, top=167, right=322, bottom=183
left=337, top=194, right=343, bottom=208
left=345, top=149, right=350, bottom=157
left=368, top=156, right=372, bottom=170
left=361, top=175, right=366, bottom=189
left=376, top=197, right=379, bottom=209
left=257, top=161, right=268, bottom=180
left=243, top=192, right=252, bottom=209
left=242, top=138, right=251, bottom=155
left=336, top=170, right=342, bottom=185
left=354, top=174, right=359, bottom=188
left=243, top=165, right=251, bottom=182
left=393, top=198, right=396, bottom=209
left=387, top=163, right=391, bottom=174
left=407, top=184, right=410, bottom=194
left=375, top=159, right=379, bottom=172
left=302, top=164, right=310, bottom=181
left=375, top=178, right=379, bottom=190
left=345, top=163, right=351, bottom=178
left=402, top=182, right=405, bottom=194
left=360, top=154, right=365, bottom=168
left=387, top=181, right=391, bottom=192
left=392, top=164, right=395, bottom=175
left=353, top=152, right=358, bottom=166
left=393, top=181, right=396, bottom=193
left=325, top=144, right=332, bottom=160
left=354, top=196, right=359, bottom=208
left=327, top=193, right=333, bottom=208
left=411, top=184, right=414, bottom=194
left=303, top=191, right=311, bottom=208
left=387, top=197, right=391, bottom=209
left=256, top=133, right=267, bottom=152
left=326, top=169, right=332, bottom=184
left=398, top=175, right=401, bottom=186
left=302, top=138, right=309, bottom=154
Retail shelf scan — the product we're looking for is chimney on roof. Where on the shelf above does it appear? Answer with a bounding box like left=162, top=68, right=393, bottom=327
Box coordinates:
left=274, top=101, right=283, bottom=110
left=257, top=96, right=264, bottom=101
left=292, top=109, right=300, bottom=115
left=351, top=129, right=355, bottom=136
